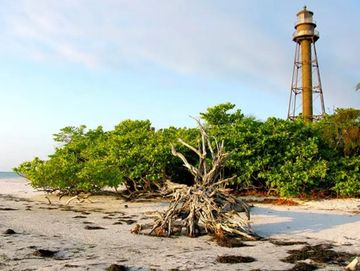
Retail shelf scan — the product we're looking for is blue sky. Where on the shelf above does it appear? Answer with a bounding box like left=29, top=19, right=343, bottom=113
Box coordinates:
left=0, top=0, right=359, bottom=171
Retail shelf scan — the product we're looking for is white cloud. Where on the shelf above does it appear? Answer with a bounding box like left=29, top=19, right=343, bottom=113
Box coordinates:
left=1, top=0, right=359, bottom=108
left=1, top=1, right=289, bottom=82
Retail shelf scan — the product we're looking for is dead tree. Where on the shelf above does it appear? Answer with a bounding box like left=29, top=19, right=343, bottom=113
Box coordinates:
left=134, top=121, right=257, bottom=240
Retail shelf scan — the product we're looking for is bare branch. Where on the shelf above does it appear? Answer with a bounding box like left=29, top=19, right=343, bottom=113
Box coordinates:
left=171, top=145, right=202, bottom=178
left=177, top=138, right=203, bottom=159
left=134, top=121, right=256, bottom=240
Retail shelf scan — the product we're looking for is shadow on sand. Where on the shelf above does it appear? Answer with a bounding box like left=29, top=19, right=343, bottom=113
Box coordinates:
left=251, top=206, right=360, bottom=238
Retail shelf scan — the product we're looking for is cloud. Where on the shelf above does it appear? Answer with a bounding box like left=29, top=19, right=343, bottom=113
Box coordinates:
left=1, top=0, right=359, bottom=109
left=1, top=1, right=289, bottom=84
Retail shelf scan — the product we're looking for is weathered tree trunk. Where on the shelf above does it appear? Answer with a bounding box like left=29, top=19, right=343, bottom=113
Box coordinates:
left=134, top=121, right=257, bottom=240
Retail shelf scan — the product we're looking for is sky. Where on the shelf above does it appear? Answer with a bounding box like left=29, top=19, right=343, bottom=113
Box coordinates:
left=0, top=0, right=359, bottom=171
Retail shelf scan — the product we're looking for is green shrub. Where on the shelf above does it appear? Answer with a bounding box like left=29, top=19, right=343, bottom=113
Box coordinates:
left=14, top=103, right=360, bottom=198
left=330, top=156, right=360, bottom=197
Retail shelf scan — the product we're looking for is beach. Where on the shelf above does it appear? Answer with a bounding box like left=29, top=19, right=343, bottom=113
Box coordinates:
left=0, top=177, right=359, bottom=271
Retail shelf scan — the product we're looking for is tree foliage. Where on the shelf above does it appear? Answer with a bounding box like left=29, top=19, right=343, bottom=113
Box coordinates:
left=315, top=108, right=360, bottom=156
left=201, top=104, right=331, bottom=196
left=15, top=120, right=198, bottom=195
left=14, top=103, right=360, bottom=197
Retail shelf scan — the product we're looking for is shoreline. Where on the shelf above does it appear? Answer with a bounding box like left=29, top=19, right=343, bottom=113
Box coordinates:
left=0, top=178, right=359, bottom=270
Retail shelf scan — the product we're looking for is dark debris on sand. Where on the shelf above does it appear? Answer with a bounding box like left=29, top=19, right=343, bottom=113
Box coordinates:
left=4, top=229, right=16, bottom=235
left=33, top=249, right=58, bottom=258
left=287, top=262, right=318, bottom=271
left=282, top=243, right=356, bottom=265
left=118, top=219, right=137, bottom=225
left=216, top=255, right=256, bottom=263
left=269, top=239, right=309, bottom=246
left=213, top=235, right=253, bottom=248
left=0, top=207, right=17, bottom=211
left=84, top=225, right=106, bottom=230
left=106, top=264, right=129, bottom=271
left=73, top=215, right=87, bottom=219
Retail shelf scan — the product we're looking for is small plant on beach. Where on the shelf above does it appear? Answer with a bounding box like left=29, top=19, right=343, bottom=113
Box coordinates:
left=135, top=120, right=257, bottom=240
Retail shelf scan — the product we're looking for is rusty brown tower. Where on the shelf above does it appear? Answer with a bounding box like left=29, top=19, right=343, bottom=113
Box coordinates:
left=288, top=6, right=325, bottom=122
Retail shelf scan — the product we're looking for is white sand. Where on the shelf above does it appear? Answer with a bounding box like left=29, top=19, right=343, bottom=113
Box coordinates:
left=0, top=178, right=359, bottom=271
left=0, top=177, right=43, bottom=198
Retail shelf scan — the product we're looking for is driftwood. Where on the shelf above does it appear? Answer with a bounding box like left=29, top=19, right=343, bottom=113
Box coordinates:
left=65, top=193, right=93, bottom=205
left=133, top=121, right=257, bottom=240
left=160, top=180, right=188, bottom=197
left=346, top=257, right=359, bottom=271
left=44, top=195, right=52, bottom=205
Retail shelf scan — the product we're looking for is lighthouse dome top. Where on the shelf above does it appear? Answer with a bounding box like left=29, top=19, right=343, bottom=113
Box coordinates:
left=293, top=6, right=319, bottom=42
left=295, top=6, right=316, bottom=28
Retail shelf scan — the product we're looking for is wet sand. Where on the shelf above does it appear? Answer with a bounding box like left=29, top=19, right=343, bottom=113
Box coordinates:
left=0, top=177, right=359, bottom=270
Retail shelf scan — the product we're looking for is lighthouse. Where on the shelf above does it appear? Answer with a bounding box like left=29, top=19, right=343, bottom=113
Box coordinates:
left=288, top=6, right=325, bottom=122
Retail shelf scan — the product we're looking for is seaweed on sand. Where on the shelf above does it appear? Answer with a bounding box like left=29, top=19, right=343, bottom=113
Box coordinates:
left=217, top=255, right=256, bottom=263
left=282, top=243, right=355, bottom=265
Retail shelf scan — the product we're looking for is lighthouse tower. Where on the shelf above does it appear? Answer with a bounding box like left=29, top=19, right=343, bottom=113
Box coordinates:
left=288, top=6, right=325, bottom=122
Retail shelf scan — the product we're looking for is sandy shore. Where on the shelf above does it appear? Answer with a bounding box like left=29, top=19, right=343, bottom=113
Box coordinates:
left=0, top=178, right=359, bottom=271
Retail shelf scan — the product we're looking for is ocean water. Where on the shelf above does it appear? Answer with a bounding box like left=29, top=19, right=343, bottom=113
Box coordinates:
left=0, top=172, right=21, bottom=179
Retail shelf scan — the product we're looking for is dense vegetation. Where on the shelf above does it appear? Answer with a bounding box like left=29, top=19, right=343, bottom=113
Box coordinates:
left=14, top=103, right=360, bottom=197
